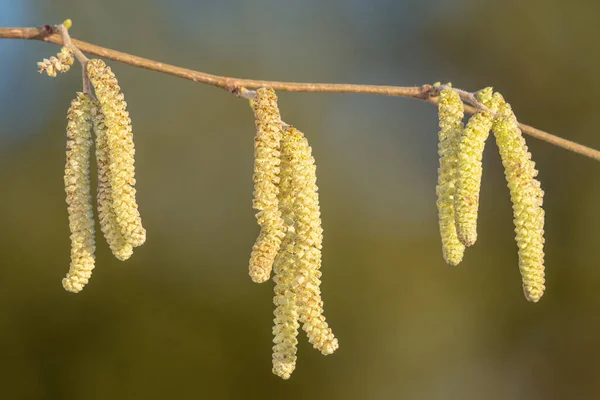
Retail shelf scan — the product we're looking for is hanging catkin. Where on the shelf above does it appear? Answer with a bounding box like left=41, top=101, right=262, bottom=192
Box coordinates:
left=282, top=126, right=338, bottom=356
left=436, top=87, right=465, bottom=265
left=492, top=96, right=546, bottom=302
left=87, top=59, right=146, bottom=248
left=270, top=126, right=338, bottom=379
left=454, top=88, right=502, bottom=247
left=62, top=93, right=96, bottom=293
left=92, top=101, right=134, bottom=261
left=271, top=123, right=300, bottom=379
left=248, top=88, right=285, bottom=283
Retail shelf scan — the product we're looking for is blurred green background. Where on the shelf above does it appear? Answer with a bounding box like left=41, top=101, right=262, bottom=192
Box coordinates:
left=1, top=0, right=600, bottom=399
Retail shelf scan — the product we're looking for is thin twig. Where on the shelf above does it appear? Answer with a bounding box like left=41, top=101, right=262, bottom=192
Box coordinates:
left=57, top=24, right=87, bottom=64
left=56, top=24, right=93, bottom=97
left=80, top=62, right=93, bottom=97
left=1, top=25, right=599, bottom=161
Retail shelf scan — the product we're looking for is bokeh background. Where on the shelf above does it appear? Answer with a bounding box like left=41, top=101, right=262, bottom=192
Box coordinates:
left=1, top=0, right=600, bottom=399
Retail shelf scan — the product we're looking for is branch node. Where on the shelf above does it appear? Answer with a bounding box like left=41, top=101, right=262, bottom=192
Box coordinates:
left=226, top=84, right=242, bottom=95
left=423, top=83, right=437, bottom=99
left=39, top=24, right=55, bottom=38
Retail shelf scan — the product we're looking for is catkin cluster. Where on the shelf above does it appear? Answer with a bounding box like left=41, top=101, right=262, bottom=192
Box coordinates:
left=435, top=85, right=545, bottom=301
left=37, top=21, right=551, bottom=378
left=48, top=57, right=144, bottom=292
left=248, top=89, right=337, bottom=379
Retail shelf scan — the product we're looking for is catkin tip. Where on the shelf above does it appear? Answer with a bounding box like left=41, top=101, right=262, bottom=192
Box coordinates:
left=443, top=250, right=464, bottom=267
left=458, top=233, right=476, bottom=248
left=319, top=337, right=339, bottom=356
left=524, top=285, right=545, bottom=303
left=272, top=363, right=295, bottom=380
left=62, top=270, right=93, bottom=293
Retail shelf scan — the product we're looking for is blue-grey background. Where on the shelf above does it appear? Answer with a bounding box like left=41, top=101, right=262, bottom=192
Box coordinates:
left=1, top=1, right=600, bottom=399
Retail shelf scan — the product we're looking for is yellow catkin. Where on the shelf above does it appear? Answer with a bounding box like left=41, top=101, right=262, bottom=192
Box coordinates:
left=271, top=124, right=300, bottom=379
left=87, top=59, right=146, bottom=248
left=454, top=88, right=502, bottom=246
left=282, top=127, right=338, bottom=356
left=62, top=93, right=96, bottom=293
left=37, top=47, right=74, bottom=77
left=248, top=88, right=285, bottom=283
left=492, top=96, right=545, bottom=302
left=92, top=102, right=134, bottom=261
left=436, top=87, right=466, bottom=265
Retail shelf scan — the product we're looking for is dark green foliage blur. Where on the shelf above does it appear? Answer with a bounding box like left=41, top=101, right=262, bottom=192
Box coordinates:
left=1, top=0, right=600, bottom=398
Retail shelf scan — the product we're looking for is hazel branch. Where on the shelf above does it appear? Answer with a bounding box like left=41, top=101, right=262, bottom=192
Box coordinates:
left=1, top=25, right=599, bottom=161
